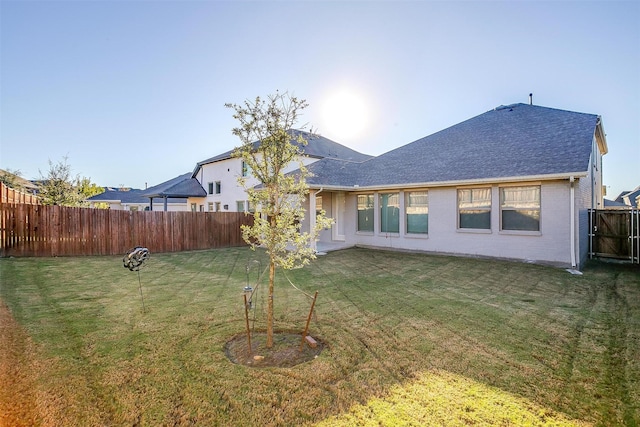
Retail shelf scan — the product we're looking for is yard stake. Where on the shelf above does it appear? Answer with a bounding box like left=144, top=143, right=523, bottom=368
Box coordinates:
left=137, top=270, right=146, bottom=314
left=299, top=291, right=318, bottom=352
left=244, top=293, right=252, bottom=357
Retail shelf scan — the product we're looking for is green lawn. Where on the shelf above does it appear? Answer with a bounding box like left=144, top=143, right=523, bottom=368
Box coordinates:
left=1, top=247, right=639, bottom=426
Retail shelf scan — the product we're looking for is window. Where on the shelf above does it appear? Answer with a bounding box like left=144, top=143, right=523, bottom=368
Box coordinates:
left=242, top=161, right=251, bottom=177
left=236, top=200, right=245, bottom=212
left=315, top=195, right=323, bottom=216
left=208, top=202, right=214, bottom=212
left=379, top=193, right=400, bottom=233
left=458, top=188, right=491, bottom=229
left=199, top=205, right=204, bottom=212
left=406, top=191, right=428, bottom=234
left=208, top=182, right=214, bottom=195
left=215, top=202, right=221, bottom=212
left=129, top=206, right=139, bottom=212
left=500, top=186, right=540, bottom=231
left=190, top=203, right=197, bottom=212
left=247, top=200, right=255, bottom=213
left=215, top=181, right=221, bottom=194
left=357, top=194, right=374, bottom=232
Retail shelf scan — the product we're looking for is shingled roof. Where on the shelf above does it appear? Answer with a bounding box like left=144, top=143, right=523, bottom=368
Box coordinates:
left=192, top=129, right=371, bottom=177
left=142, top=173, right=205, bottom=199
left=88, top=188, right=149, bottom=204
left=614, top=186, right=640, bottom=208
left=306, top=103, right=605, bottom=188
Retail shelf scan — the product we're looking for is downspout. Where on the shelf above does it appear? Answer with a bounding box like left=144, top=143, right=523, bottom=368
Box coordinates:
left=570, top=176, right=577, bottom=268
left=591, top=134, right=597, bottom=210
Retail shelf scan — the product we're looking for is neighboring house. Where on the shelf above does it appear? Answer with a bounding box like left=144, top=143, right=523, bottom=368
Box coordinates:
left=0, top=168, right=39, bottom=194
left=140, top=173, right=199, bottom=211
left=603, top=198, right=630, bottom=208
left=295, top=103, right=608, bottom=269
left=612, top=186, right=640, bottom=208
left=185, top=130, right=372, bottom=213
left=88, top=175, right=194, bottom=211
left=87, top=187, right=151, bottom=211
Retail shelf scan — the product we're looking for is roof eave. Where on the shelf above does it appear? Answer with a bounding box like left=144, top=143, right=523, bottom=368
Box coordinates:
left=595, top=116, right=609, bottom=155
left=86, top=199, right=122, bottom=203
left=145, top=193, right=200, bottom=199
left=308, top=172, right=589, bottom=192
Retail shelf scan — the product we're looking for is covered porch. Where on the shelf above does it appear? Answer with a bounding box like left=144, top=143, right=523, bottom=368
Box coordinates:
left=307, top=189, right=349, bottom=251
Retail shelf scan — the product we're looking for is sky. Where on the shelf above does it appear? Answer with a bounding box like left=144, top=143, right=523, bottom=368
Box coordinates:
left=1, top=1, right=639, bottom=199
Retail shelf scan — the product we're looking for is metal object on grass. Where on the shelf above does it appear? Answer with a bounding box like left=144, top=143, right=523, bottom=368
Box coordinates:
left=243, top=286, right=254, bottom=309
left=123, top=247, right=150, bottom=313
left=123, top=247, right=150, bottom=271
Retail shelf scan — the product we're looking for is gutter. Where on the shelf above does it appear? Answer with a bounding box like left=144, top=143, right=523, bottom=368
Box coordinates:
left=307, top=171, right=589, bottom=192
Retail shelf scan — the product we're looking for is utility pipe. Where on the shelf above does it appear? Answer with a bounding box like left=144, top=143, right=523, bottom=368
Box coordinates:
left=570, top=176, right=576, bottom=268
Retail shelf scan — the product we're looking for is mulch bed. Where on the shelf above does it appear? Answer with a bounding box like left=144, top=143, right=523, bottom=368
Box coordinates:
left=224, top=332, right=324, bottom=368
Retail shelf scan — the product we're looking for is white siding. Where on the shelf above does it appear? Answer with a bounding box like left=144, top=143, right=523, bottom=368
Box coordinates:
left=571, top=134, right=607, bottom=268
left=574, top=136, right=605, bottom=268
left=191, top=156, right=319, bottom=212
left=148, top=201, right=190, bottom=212
left=91, top=201, right=183, bottom=211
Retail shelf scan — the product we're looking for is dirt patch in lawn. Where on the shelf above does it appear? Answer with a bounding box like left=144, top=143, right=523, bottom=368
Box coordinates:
left=0, top=301, right=38, bottom=427
left=224, top=331, right=324, bottom=368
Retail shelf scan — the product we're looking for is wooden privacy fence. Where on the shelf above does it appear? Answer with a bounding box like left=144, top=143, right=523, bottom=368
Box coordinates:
left=1, top=203, right=253, bottom=257
left=1, top=182, right=39, bottom=205
left=589, top=208, right=640, bottom=264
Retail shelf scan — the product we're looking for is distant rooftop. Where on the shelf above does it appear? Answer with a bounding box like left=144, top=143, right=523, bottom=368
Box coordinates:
left=142, top=173, right=205, bottom=199
left=192, top=129, right=372, bottom=176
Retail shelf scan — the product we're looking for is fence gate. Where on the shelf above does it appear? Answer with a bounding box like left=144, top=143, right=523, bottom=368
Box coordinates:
left=589, top=209, right=640, bottom=264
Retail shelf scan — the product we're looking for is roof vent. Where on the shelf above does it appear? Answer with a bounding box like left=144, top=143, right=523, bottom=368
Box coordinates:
left=495, top=104, right=517, bottom=111
left=529, top=93, right=533, bottom=105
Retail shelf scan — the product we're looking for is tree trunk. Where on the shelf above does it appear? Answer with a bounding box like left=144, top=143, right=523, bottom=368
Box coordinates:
left=266, top=258, right=275, bottom=348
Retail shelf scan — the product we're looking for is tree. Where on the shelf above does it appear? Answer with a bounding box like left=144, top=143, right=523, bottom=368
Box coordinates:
left=0, top=168, right=24, bottom=190
left=226, top=92, right=333, bottom=348
left=76, top=176, right=104, bottom=200
left=38, top=157, right=93, bottom=206
left=39, top=157, right=81, bottom=206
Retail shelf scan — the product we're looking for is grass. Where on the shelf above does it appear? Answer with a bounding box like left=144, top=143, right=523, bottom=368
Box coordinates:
left=0, top=247, right=639, bottom=426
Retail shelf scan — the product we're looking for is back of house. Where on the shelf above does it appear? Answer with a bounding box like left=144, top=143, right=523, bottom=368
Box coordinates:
left=302, top=103, right=607, bottom=269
